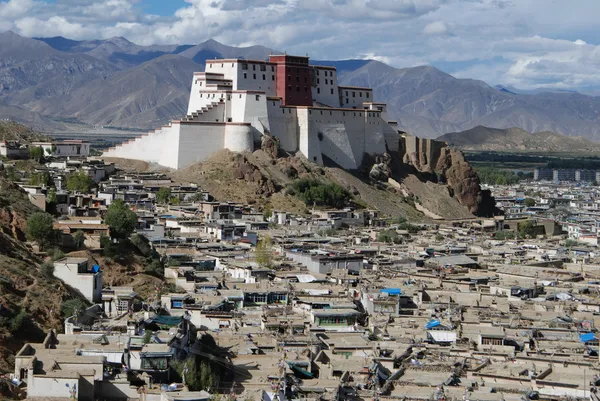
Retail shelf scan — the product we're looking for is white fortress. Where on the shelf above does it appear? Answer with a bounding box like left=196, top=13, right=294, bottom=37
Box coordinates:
left=104, top=54, right=401, bottom=169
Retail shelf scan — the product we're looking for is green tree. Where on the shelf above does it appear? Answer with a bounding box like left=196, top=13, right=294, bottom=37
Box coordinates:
left=29, top=146, right=45, bottom=163
left=255, top=235, right=274, bottom=267
left=524, top=198, right=536, bottom=207
left=61, top=299, right=87, bottom=318
left=73, top=230, right=85, bottom=249
left=26, top=212, right=55, bottom=250
left=104, top=199, right=137, bottom=240
left=377, top=229, right=402, bottom=244
left=289, top=179, right=350, bottom=208
left=29, top=171, right=50, bottom=186
left=169, top=196, right=181, bottom=205
left=66, top=170, right=94, bottom=193
left=156, top=187, right=172, bottom=204
left=47, top=187, right=57, bottom=203
left=518, top=221, right=537, bottom=239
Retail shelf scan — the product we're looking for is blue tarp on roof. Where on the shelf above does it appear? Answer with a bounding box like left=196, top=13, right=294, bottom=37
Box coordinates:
left=380, top=288, right=402, bottom=295
left=91, top=265, right=101, bottom=273
left=580, top=333, right=596, bottom=343
left=149, top=315, right=182, bottom=327
left=425, top=320, right=441, bottom=329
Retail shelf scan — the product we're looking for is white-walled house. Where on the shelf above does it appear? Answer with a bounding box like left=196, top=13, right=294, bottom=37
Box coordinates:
left=53, top=258, right=102, bottom=303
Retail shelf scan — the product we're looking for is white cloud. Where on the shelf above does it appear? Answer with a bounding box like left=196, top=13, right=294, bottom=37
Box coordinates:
left=423, top=21, right=447, bottom=35
left=1, top=0, right=600, bottom=91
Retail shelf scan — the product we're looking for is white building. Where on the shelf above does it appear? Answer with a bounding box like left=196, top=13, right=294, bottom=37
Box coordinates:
left=32, top=140, right=90, bottom=157
left=53, top=258, right=102, bottom=303
left=104, top=53, right=400, bottom=170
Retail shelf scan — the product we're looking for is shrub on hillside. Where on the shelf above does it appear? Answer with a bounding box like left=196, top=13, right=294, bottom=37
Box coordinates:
left=289, top=179, right=350, bottom=208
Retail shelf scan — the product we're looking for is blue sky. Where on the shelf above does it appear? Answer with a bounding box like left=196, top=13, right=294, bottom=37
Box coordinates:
left=1, top=0, right=600, bottom=93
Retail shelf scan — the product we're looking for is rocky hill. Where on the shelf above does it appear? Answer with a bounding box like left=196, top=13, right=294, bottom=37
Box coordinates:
left=438, top=126, right=600, bottom=153
left=3, top=32, right=600, bottom=140
left=160, top=134, right=495, bottom=219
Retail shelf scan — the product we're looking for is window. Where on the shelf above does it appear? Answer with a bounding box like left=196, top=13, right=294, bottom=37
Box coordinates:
left=359, top=92, right=362, bottom=97
left=260, top=64, right=266, bottom=71
left=330, top=88, right=334, bottom=95
left=242, top=63, right=248, bottom=70
left=353, top=92, right=356, bottom=97
left=316, top=70, right=320, bottom=76
left=282, top=108, right=285, bottom=113
left=296, top=86, right=300, bottom=92
left=253, top=74, right=256, bottom=79
left=288, top=75, right=291, bottom=81
left=317, top=78, right=320, bottom=84
left=346, top=91, right=348, bottom=96
left=325, top=79, right=328, bottom=85
left=272, top=75, right=275, bottom=81
left=256, top=95, right=260, bottom=101
left=263, top=74, right=266, bottom=80
left=243, top=72, right=247, bottom=79
left=366, top=92, right=370, bottom=98
left=346, top=98, right=349, bottom=104
left=296, top=76, right=300, bottom=82
left=253, top=65, right=256, bottom=70
left=271, top=66, right=275, bottom=72
left=305, top=86, right=308, bottom=92
left=288, top=85, right=292, bottom=91
left=141, top=357, right=168, bottom=370
left=317, top=88, right=320, bottom=94
left=221, top=63, right=223, bottom=68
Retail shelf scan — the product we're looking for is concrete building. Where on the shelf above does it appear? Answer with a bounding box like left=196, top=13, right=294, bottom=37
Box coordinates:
left=32, top=140, right=90, bottom=158
left=53, top=258, right=102, bottom=303
left=104, top=53, right=400, bottom=170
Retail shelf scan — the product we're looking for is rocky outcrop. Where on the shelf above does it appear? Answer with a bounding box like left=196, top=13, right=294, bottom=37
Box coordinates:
left=231, top=154, right=279, bottom=195
left=397, top=135, right=495, bottom=217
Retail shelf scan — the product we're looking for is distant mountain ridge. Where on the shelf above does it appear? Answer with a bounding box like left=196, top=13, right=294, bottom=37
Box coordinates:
left=2, top=31, right=600, bottom=140
left=438, top=126, right=600, bottom=152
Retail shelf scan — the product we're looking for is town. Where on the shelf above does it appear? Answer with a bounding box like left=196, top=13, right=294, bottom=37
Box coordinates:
left=2, top=129, right=600, bottom=401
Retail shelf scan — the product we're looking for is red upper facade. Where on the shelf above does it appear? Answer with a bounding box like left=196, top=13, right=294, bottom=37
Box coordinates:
left=269, top=55, right=313, bottom=107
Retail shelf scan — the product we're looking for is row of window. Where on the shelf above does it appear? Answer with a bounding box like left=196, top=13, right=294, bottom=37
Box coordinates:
left=241, top=63, right=274, bottom=72
left=316, top=78, right=334, bottom=86
left=316, top=88, right=335, bottom=95
left=316, top=69, right=334, bottom=77
left=344, top=91, right=370, bottom=98
left=243, top=72, right=275, bottom=81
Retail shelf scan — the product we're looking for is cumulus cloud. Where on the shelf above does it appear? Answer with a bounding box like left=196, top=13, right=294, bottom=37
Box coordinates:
left=1, top=0, right=600, bottom=91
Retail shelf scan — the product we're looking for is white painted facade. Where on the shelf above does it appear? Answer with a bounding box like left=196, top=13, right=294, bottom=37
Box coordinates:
left=104, top=54, right=400, bottom=170
left=54, top=258, right=103, bottom=303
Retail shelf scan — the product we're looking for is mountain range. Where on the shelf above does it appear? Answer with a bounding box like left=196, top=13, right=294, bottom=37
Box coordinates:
left=438, top=126, right=600, bottom=153
left=2, top=31, right=600, bottom=140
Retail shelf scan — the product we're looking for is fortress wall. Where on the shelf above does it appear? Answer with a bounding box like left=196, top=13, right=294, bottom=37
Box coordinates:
left=243, top=93, right=270, bottom=139
left=297, top=108, right=323, bottom=165
left=157, top=125, right=180, bottom=169
left=405, top=134, right=419, bottom=156
left=267, top=101, right=298, bottom=152
left=427, top=139, right=445, bottom=172
left=224, top=124, right=254, bottom=153
left=104, top=126, right=179, bottom=168
left=364, top=113, right=388, bottom=155
left=176, top=122, right=226, bottom=169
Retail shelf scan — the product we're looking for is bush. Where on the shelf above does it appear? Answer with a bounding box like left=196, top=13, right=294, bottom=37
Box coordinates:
left=66, top=170, right=95, bottom=193
left=289, top=179, right=350, bottom=208
left=73, top=230, right=85, bottom=249
left=29, top=146, right=45, bottom=163
left=494, top=230, right=516, bottom=240
left=156, top=187, right=171, bottom=204
left=61, top=299, right=87, bottom=318
left=50, top=248, right=65, bottom=261
left=40, top=262, right=54, bottom=277
left=377, top=229, right=402, bottom=244
left=9, top=309, right=30, bottom=333
left=26, top=212, right=56, bottom=250
left=144, top=258, right=164, bottom=277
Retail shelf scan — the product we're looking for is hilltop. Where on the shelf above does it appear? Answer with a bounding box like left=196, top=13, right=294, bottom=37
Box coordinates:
left=438, top=126, right=600, bottom=153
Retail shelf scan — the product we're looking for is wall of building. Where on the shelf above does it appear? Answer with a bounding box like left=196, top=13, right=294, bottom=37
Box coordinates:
left=206, top=60, right=277, bottom=96
left=339, top=87, right=373, bottom=109
left=266, top=100, right=298, bottom=152
left=27, top=376, right=81, bottom=399
left=312, top=66, right=339, bottom=107
left=176, top=122, right=226, bottom=169
left=54, top=263, right=102, bottom=303
left=297, top=108, right=323, bottom=165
